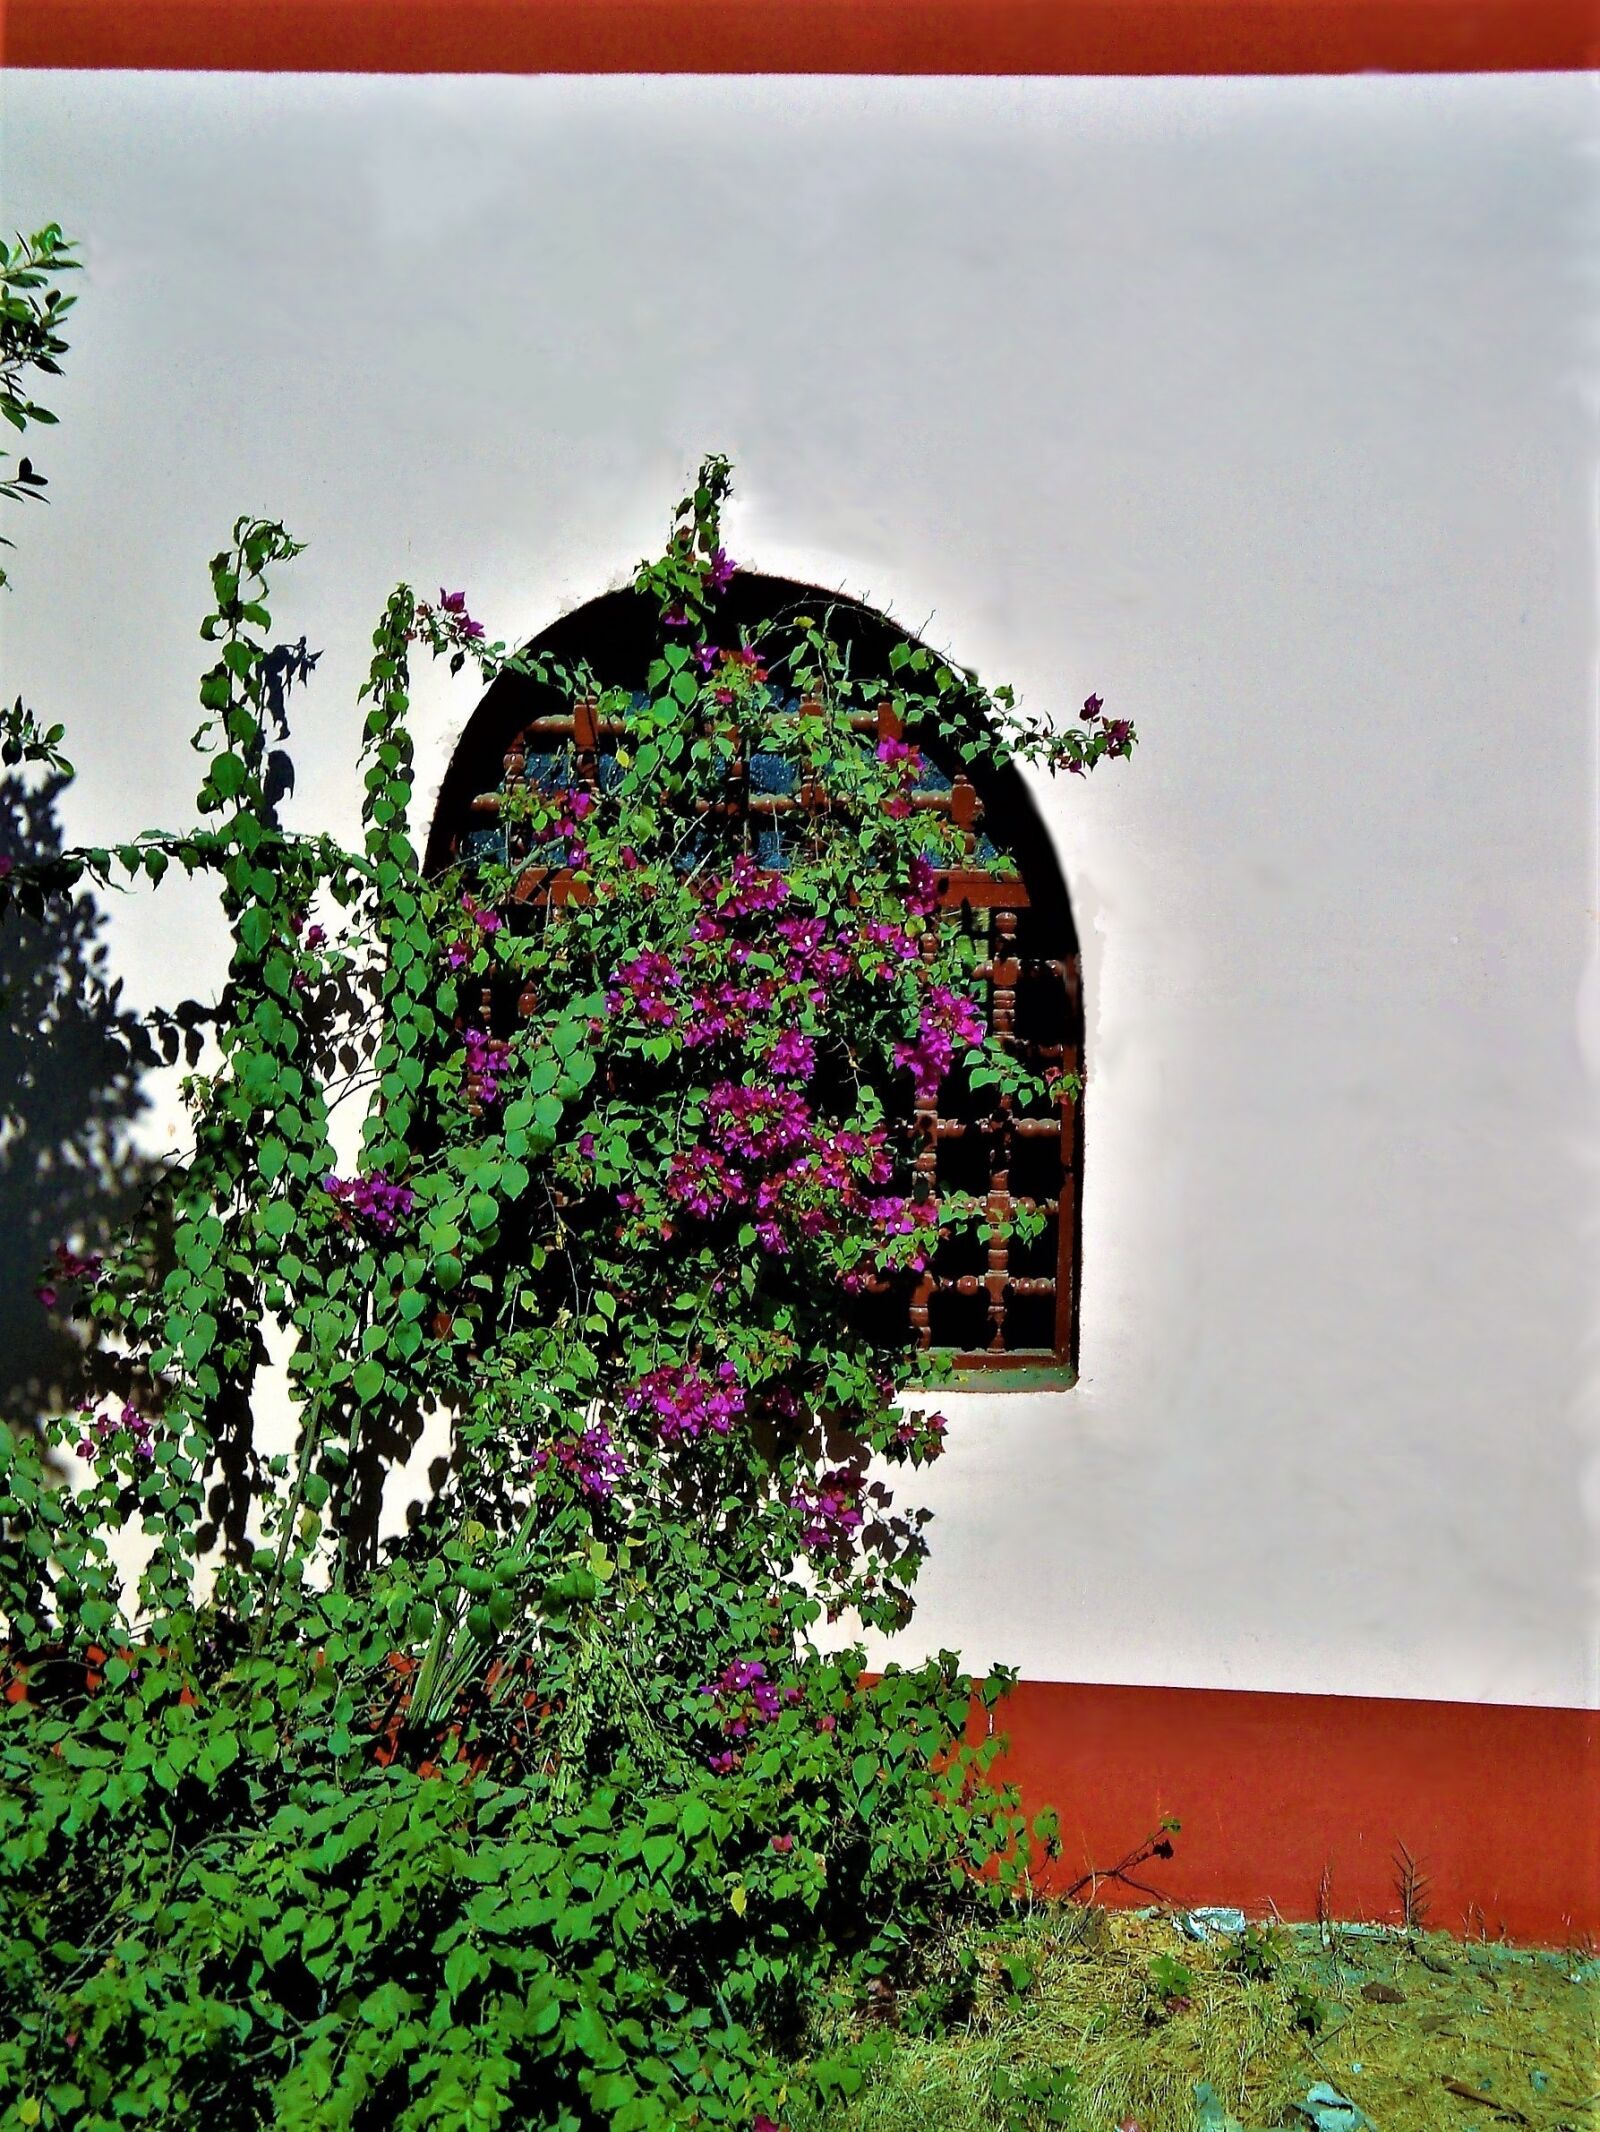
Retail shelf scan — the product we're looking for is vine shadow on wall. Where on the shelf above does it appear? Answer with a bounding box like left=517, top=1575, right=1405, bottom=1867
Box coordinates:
left=0, top=770, right=157, bottom=1446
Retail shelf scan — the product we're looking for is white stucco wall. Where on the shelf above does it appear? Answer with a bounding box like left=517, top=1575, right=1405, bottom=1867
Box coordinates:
left=2, top=68, right=1596, bottom=1708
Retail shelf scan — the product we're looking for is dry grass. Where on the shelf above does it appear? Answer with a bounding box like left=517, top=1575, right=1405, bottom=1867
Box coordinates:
left=790, top=1907, right=1600, bottom=2132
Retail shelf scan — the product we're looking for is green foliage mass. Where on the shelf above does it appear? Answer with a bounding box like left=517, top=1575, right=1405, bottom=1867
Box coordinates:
left=0, top=243, right=1131, bottom=2131
left=0, top=222, right=77, bottom=597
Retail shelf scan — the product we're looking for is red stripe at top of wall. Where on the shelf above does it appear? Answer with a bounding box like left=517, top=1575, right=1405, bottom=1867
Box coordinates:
left=3, top=0, right=1598, bottom=75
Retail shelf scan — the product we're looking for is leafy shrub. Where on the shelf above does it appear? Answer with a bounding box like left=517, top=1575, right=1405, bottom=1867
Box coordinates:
left=0, top=243, right=1132, bottom=2130
left=1230, top=1926, right=1287, bottom=1984
left=1146, top=1952, right=1196, bottom=2010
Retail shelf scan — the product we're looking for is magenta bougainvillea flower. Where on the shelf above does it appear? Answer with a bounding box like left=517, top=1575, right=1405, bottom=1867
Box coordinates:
left=462, top=1026, right=510, bottom=1106
left=445, top=892, right=502, bottom=968
left=893, top=984, right=986, bottom=1102
left=532, top=1421, right=627, bottom=1503
left=768, top=1028, right=815, bottom=1081
left=608, top=950, right=681, bottom=1026
left=624, top=1359, right=746, bottom=1445
left=37, top=1242, right=104, bottom=1309
left=706, top=1081, right=813, bottom=1162
left=323, top=1170, right=414, bottom=1231
left=664, top=1145, right=746, bottom=1219
left=76, top=1402, right=154, bottom=1463
left=713, top=853, right=789, bottom=920
left=902, top=854, right=940, bottom=917
left=699, top=1657, right=803, bottom=1743
left=790, top=1468, right=865, bottom=1554
left=438, top=587, right=486, bottom=641
left=894, top=1411, right=949, bottom=1461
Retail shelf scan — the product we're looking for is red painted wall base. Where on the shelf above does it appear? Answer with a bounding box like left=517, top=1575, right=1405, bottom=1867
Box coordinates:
left=976, top=1679, right=1598, bottom=1948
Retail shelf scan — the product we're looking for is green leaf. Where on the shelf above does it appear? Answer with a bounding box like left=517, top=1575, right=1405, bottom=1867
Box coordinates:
left=238, top=906, right=271, bottom=956
left=680, top=1795, right=711, bottom=1839
left=568, top=2002, right=622, bottom=2069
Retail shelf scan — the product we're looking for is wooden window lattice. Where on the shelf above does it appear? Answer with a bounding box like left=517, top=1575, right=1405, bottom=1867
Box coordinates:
left=440, top=694, right=1080, bottom=1375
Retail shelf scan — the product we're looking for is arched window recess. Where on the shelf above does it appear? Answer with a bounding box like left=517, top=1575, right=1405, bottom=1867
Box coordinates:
left=426, top=576, right=1083, bottom=1381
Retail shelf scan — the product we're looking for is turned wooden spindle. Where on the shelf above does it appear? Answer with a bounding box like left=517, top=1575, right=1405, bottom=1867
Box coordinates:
left=572, top=697, right=600, bottom=793
left=985, top=908, right=1020, bottom=1351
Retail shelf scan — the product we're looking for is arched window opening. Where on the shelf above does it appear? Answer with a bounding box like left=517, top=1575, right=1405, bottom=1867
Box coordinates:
left=425, top=576, right=1083, bottom=1379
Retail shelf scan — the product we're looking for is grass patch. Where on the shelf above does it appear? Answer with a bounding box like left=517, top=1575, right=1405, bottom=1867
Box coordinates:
left=791, top=1907, right=1600, bottom=2132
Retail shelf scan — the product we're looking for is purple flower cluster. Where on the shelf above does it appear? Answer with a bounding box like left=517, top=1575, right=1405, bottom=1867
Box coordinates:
left=624, top=1360, right=746, bottom=1445
left=694, top=643, right=766, bottom=707
left=445, top=892, right=502, bottom=969
left=546, top=783, right=594, bottom=869
left=671, top=952, right=784, bottom=1050
left=713, top=854, right=789, bottom=922
left=1078, top=691, right=1128, bottom=747
left=323, top=1169, right=415, bottom=1232
left=36, top=1242, right=103, bottom=1309
left=608, top=950, right=680, bottom=1027
left=877, top=733, right=923, bottom=818
left=438, top=587, right=486, bottom=642
left=659, top=1146, right=731, bottom=1221
left=893, top=985, right=987, bottom=1102
left=593, top=852, right=990, bottom=1273
left=1065, top=693, right=1129, bottom=774
left=699, top=1657, right=802, bottom=1744
left=855, top=919, right=918, bottom=978
left=789, top=1468, right=865, bottom=1555
left=76, top=1402, right=154, bottom=1463
left=635, top=873, right=924, bottom=1065
left=864, top=1193, right=940, bottom=1245
left=706, top=546, right=737, bottom=595
left=838, top=1199, right=940, bottom=1287
left=768, top=1028, right=815, bottom=1081
left=893, top=1410, right=949, bottom=1462
left=532, top=1421, right=627, bottom=1503
left=676, top=985, right=736, bottom=1047
left=462, top=1026, right=510, bottom=1107
left=903, top=855, right=941, bottom=917
left=774, top=915, right=851, bottom=1003
left=707, top=1080, right=813, bottom=1162
left=660, top=1112, right=905, bottom=1262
